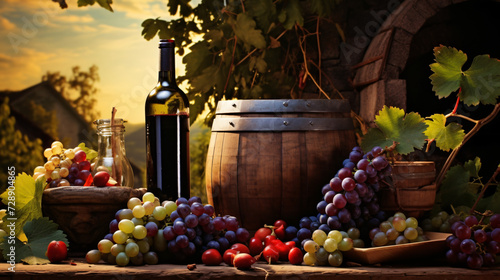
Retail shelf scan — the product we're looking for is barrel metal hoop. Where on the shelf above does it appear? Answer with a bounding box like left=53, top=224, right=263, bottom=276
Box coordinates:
left=211, top=117, right=354, bottom=131
left=215, top=99, right=351, bottom=114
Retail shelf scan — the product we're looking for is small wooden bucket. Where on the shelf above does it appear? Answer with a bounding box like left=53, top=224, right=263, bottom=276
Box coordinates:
left=42, top=186, right=146, bottom=254
left=379, top=161, right=436, bottom=217
left=205, top=99, right=356, bottom=229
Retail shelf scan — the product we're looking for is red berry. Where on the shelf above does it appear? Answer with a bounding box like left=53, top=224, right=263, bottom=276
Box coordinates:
left=230, top=243, right=250, bottom=254
left=202, top=249, right=222, bottom=266
left=249, top=237, right=264, bottom=256
left=254, top=227, right=272, bottom=242
left=274, top=220, right=287, bottom=229
left=223, top=249, right=238, bottom=266
left=264, top=235, right=277, bottom=247
left=233, top=253, right=256, bottom=270
left=285, top=241, right=296, bottom=250
left=271, top=239, right=290, bottom=261
left=262, top=245, right=279, bottom=263
left=275, top=224, right=286, bottom=240
left=288, top=247, right=303, bottom=265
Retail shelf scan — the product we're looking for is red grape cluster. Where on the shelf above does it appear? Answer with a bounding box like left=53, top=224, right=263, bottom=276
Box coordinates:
left=446, top=213, right=500, bottom=269
left=161, top=196, right=250, bottom=263
left=314, top=146, right=391, bottom=234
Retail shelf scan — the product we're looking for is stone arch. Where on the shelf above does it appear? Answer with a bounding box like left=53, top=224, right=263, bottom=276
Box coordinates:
left=352, top=0, right=469, bottom=122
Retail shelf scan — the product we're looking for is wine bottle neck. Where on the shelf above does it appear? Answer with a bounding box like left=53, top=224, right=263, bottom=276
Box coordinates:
left=159, top=40, right=176, bottom=83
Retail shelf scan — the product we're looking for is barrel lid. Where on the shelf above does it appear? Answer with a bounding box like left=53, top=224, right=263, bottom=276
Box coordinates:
left=216, top=99, right=351, bottom=114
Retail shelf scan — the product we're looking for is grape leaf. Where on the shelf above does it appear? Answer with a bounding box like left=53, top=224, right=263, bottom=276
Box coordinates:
left=189, top=93, right=209, bottom=126
left=1, top=217, right=68, bottom=264
left=435, top=157, right=500, bottom=213
left=204, top=29, right=225, bottom=49
left=246, top=0, right=276, bottom=32
left=360, top=127, right=393, bottom=152
left=52, top=0, right=68, bottom=9
left=460, top=54, right=500, bottom=105
left=477, top=186, right=500, bottom=214
left=77, top=0, right=113, bottom=12
left=233, top=13, right=266, bottom=51
left=310, top=0, right=337, bottom=17
left=430, top=46, right=500, bottom=105
left=439, top=164, right=476, bottom=210
left=190, top=65, right=219, bottom=94
left=77, top=0, right=95, bottom=7
left=279, top=0, right=304, bottom=30
left=183, top=42, right=213, bottom=78
left=96, top=0, right=113, bottom=12
left=463, top=157, right=481, bottom=178
left=167, top=0, right=192, bottom=17
left=430, top=46, right=467, bottom=98
left=141, top=19, right=161, bottom=41
left=361, top=106, right=427, bottom=155
left=249, top=54, right=268, bottom=74
left=157, top=20, right=171, bottom=39
left=0, top=173, right=46, bottom=238
left=424, top=114, right=465, bottom=152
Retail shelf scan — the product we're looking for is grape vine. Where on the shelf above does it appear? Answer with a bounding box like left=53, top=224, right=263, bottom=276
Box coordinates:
left=139, top=0, right=345, bottom=124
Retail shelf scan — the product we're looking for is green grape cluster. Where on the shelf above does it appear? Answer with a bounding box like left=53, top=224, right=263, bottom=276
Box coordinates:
left=421, top=211, right=462, bottom=233
left=369, top=212, right=427, bottom=247
left=302, top=228, right=362, bottom=267
left=87, top=192, right=165, bottom=266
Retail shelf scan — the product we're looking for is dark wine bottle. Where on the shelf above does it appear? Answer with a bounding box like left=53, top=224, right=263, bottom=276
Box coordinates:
left=146, top=39, right=190, bottom=202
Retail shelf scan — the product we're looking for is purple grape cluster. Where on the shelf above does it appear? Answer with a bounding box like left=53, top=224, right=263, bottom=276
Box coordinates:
left=446, top=213, right=500, bottom=269
left=162, top=197, right=250, bottom=262
left=313, top=146, right=391, bottom=234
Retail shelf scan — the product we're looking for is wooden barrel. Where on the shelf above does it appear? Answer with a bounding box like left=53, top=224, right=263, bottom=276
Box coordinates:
left=379, top=161, right=436, bottom=217
left=205, top=99, right=356, bottom=230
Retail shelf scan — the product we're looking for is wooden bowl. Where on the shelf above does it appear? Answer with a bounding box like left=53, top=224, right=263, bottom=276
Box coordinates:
left=343, top=232, right=450, bottom=264
left=42, top=186, right=146, bottom=254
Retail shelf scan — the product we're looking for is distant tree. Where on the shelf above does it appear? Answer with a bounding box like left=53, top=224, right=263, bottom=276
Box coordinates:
left=0, top=98, right=44, bottom=194
left=42, top=65, right=100, bottom=124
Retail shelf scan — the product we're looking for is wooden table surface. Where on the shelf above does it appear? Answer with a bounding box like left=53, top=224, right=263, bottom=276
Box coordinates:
left=0, top=258, right=498, bottom=280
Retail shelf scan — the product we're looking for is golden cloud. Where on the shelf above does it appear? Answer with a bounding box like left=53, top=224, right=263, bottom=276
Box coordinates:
left=0, top=48, right=54, bottom=91
left=0, top=16, right=15, bottom=30
left=56, top=14, right=94, bottom=23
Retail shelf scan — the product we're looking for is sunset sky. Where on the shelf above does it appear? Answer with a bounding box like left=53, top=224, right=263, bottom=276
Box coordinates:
left=0, top=0, right=188, bottom=124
